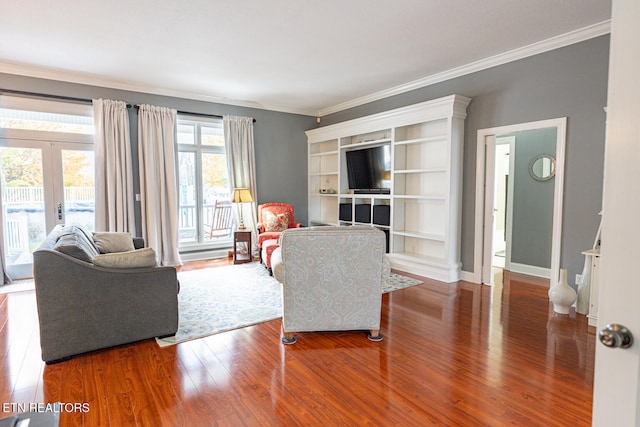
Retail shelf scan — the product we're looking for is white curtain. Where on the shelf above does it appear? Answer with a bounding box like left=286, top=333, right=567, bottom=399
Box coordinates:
left=223, top=115, right=258, bottom=255
left=137, top=104, right=182, bottom=266
left=92, top=99, right=136, bottom=233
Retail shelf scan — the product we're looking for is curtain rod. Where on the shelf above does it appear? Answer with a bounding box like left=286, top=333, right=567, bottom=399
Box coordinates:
left=1, top=89, right=256, bottom=123
left=0, top=88, right=134, bottom=108
left=1, top=88, right=96, bottom=105
left=134, top=105, right=256, bottom=123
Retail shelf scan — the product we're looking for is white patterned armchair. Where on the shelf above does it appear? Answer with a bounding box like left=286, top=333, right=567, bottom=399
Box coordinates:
left=271, top=226, right=389, bottom=344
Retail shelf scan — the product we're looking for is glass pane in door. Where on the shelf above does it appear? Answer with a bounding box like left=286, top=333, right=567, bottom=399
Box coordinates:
left=178, top=151, right=197, bottom=244
left=62, top=150, right=95, bottom=231
left=202, top=152, right=231, bottom=241
left=0, top=147, right=46, bottom=278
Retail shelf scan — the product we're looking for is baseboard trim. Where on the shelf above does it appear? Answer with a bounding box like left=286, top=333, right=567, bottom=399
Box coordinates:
left=459, top=270, right=480, bottom=284
left=509, top=262, right=551, bottom=279
left=388, top=256, right=460, bottom=283
left=179, top=248, right=229, bottom=262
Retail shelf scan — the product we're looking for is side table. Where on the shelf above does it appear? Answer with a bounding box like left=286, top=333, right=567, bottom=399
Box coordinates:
left=233, top=230, right=252, bottom=264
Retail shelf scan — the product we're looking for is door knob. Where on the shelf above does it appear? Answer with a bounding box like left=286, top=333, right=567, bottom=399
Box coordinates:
left=599, top=324, right=633, bottom=349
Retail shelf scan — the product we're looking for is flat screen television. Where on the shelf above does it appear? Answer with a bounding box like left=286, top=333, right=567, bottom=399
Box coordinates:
left=345, top=145, right=391, bottom=194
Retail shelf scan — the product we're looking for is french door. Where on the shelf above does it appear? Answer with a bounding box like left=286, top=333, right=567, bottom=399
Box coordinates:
left=0, top=138, right=94, bottom=279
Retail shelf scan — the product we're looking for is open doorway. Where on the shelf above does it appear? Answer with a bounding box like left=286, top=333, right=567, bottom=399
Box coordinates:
left=492, top=136, right=514, bottom=270
left=474, top=118, right=566, bottom=286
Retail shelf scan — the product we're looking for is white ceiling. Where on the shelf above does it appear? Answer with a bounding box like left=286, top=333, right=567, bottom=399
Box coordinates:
left=1, top=1, right=611, bottom=116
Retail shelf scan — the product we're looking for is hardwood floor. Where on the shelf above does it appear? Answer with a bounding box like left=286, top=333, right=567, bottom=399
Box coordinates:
left=0, top=263, right=595, bottom=426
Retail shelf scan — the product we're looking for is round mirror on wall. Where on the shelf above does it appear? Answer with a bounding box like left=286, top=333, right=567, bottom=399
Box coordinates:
left=529, top=154, right=556, bottom=181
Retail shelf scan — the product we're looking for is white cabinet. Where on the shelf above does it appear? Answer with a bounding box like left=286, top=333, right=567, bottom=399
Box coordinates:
left=306, top=95, right=470, bottom=282
left=582, top=248, right=600, bottom=327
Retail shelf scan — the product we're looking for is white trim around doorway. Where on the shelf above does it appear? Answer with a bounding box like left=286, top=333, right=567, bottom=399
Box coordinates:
left=472, top=117, right=567, bottom=285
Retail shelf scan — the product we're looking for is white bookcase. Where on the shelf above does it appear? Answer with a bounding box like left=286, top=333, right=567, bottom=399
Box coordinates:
left=308, top=138, right=340, bottom=224
left=306, top=94, right=470, bottom=282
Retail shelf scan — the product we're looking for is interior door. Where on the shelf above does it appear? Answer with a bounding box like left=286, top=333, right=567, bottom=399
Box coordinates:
left=0, top=138, right=94, bottom=279
left=591, top=1, right=640, bottom=424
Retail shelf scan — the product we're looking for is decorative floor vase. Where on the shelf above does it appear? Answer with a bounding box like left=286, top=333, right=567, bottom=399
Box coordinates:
left=548, top=268, right=577, bottom=314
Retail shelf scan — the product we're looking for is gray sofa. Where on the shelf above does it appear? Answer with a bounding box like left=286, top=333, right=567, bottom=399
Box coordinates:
left=33, top=223, right=179, bottom=363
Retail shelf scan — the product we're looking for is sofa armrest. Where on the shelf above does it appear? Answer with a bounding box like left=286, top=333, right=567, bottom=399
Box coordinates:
left=33, top=248, right=178, bottom=362
left=271, top=246, right=284, bottom=282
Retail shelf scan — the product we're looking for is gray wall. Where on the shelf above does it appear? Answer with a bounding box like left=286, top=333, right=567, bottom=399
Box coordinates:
left=1, top=34, right=609, bottom=282
left=507, top=128, right=556, bottom=269
left=320, top=35, right=610, bottom=285
left=0, top=73, right=316, bottom=233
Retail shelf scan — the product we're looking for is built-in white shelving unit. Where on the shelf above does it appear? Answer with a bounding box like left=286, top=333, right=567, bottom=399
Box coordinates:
left=306, top=94, right=470, bottom=282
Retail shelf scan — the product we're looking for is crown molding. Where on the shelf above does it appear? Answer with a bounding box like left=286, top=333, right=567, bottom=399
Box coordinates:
left=318, top=20, right=611, bottom=117
left=0, top=20, right=611, bottom=119
left=307, top=94, right=470, bottom=142
left=0, top=62, right=318, bottom=117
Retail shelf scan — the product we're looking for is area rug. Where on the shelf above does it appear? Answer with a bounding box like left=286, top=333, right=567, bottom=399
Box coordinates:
left=156, top=262, right=422, bottom=346
left=0, top=279, right=35, bottom=294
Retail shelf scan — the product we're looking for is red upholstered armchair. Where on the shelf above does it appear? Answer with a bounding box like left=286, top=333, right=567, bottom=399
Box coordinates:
left=257, top=203, right=301, bottom=250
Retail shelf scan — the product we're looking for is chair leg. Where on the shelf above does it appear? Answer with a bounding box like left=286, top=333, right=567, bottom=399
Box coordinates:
left=281, top=331, right=297, bottom=345
left=367, top=330, right=383, bottom=342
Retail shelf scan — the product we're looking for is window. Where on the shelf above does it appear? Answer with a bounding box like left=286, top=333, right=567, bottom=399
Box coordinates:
left=177, top=117, right=232, bottom=248
left=0, top=108, right=94, bottom=134
left=0, top=95, right=95, bottom=278
left=0, top=95, right=94, bottom=135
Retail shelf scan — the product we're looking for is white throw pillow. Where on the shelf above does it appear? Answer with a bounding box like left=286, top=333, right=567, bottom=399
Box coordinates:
left=92, top=232, right=135, bottom=253
left=93, top=247, right=157, bottom=268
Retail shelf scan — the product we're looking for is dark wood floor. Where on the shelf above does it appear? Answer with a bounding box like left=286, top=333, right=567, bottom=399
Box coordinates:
left=0, top=262, right=595, bottom=426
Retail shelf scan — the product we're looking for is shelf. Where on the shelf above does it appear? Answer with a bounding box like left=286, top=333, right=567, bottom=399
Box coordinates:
left=582, top=248, right=600, bottom=256
left=340, top=221, right=391, bottom=229
left=340, top=138, right=391, bottom=150
left=339, top=193, right=391, bottom=200
left=309, top=219, right=339, bottom=226
left=392, top=230, right=445, bottom=241
left=309, top=150, right=339, bottom=157
left=394, top=135, right=447, bottom=145
left=309, top=172, right=338, bottom=176
left=372, top=224, right=391, bottom=230
left=393, top=195, right=446, bottom=201
left=309, top=192, right=339, bottom=197
left=308, top=151, right=338, bottom=176
left=309, top=139, right=339, bottom=156
left=394, top=168, right=447, bottom=174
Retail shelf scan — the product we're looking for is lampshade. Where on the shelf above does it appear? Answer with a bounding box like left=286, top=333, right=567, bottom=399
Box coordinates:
left=232, top=188, right=253, bottom=203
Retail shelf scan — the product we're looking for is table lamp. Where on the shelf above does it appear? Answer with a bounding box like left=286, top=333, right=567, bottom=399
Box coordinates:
left=232, top=188, right=253, bottom=230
